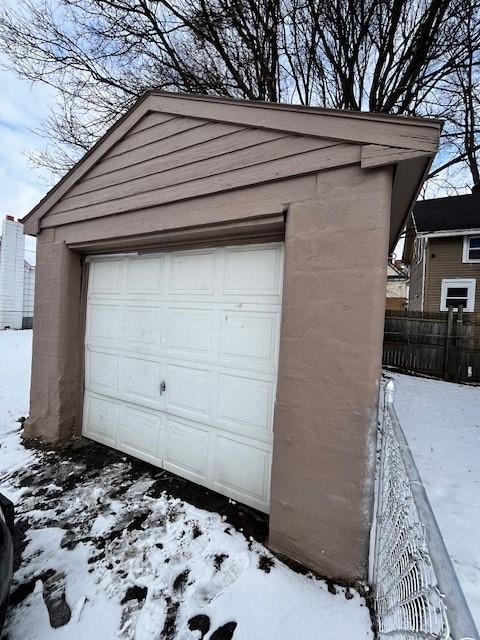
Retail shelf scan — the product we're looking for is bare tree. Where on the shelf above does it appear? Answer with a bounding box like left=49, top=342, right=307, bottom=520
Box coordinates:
left=0, top=0, right=479, bottom=188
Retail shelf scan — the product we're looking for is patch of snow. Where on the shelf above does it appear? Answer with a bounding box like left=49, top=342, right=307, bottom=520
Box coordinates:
left=90, top=513, right=118, bottom=537
left=0, top=328, right=374, bottom=639
left=12, top=528, right=121, bottom=640
left=0, top=330, right=32, bottom=436
left=0, top=330, right=36, bottom=500
left=389, top=372, right=480, bottom=628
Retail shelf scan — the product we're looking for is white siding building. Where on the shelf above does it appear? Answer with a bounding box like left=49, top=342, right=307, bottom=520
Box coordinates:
left=0, top=216, right=35, bottom=329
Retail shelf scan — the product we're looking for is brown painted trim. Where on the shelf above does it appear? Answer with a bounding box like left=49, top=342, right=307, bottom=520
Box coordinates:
left=68, top=214, right=285, bottom=254
left=361, top=144, right=433, bottom=168
left=146, top=93, right=442, bottom=152
left=147, top=90, right=444, bottom=128
left=75, top=258, right=90, bottom=440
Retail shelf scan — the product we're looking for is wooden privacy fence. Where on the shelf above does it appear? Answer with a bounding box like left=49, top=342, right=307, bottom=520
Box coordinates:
left=383, top=308, right=480, bottom=383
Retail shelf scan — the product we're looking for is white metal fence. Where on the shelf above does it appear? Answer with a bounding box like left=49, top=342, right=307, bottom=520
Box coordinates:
left=370, top=380, right=479, bottom=640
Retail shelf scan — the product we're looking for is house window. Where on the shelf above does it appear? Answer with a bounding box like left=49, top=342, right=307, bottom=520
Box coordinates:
left=440, top=278, right=476, bottom=312
left=462, top=236, right=480, bottom=263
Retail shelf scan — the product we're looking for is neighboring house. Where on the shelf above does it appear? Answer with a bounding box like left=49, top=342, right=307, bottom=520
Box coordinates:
left=404, top=192, right=480, bottom=314
left=386, top=260, right=408, bottom=310
left=20, top=91, right=441, bottom=582
left=0, top=215, right=35, bottom=330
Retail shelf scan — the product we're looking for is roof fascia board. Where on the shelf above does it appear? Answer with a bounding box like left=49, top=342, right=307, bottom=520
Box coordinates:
left=153, top=91, right=442, bottom=127
left=416, top=228, right=480, bottom=238
left=148, top=93, right=441, bottom=154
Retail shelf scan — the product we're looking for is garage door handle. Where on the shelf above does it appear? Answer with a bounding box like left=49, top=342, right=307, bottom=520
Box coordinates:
left=160, top=380, right=166, bottom=394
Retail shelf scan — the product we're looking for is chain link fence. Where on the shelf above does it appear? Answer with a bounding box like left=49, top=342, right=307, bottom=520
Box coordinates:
left=369, top=380, right=479, bottom=640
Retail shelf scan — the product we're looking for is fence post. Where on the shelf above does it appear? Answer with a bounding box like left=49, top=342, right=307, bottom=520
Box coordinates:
left=443, top=305, right=454, bottom=380
left=369, top=380, right=394, bottom=587
left=384, top=379, right=395, bottom=405
left=455, top=305, right=464, bottom=382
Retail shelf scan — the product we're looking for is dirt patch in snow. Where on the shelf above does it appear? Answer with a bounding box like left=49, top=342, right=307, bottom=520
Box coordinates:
left=62, top=440, right=269, bottom=543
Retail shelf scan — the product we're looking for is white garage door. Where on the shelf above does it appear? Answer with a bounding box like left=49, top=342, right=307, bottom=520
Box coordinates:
left=83, top=243, right=283, bottom=512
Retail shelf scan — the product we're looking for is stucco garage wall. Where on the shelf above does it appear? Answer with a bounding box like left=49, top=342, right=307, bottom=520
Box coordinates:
left=270, top=165, right=392, bottom=581
left=27, top=231, right=83, bottom=444
left=24, top=163, right=392, bottom=583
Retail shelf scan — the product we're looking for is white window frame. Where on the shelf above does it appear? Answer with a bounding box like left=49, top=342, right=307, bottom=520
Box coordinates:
left=413, top=237, right=426, bottom=264
left=440, top=278, right=476, bottom=312
left=462, top=235, right=480, bottom=263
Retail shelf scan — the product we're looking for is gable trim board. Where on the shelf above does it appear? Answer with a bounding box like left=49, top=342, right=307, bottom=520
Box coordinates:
left=22, top=91, right=441, bottom=583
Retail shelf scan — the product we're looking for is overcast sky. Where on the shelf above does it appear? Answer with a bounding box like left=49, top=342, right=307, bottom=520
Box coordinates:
left=0, top=55, right=54, bottom=257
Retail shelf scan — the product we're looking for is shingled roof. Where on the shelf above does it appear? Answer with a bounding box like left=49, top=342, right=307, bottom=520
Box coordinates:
left=413, top=192, right=480, bottom=233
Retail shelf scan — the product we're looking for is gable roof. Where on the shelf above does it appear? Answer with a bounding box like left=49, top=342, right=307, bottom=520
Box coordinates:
left=413, top=192, right=480, bottom=233
left=21, top=90, right=443, bottom=245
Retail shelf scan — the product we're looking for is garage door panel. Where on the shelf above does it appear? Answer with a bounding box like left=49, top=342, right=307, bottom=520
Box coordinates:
left=118, top=405, right=164, bottom=463
left=223, top=245, right=283, bottom=300
left=124, top=306, right=162, bottom=351
left=165, top=363, right=211, bottom=421
left=88, top=304, right=121, bottom=348
left=164, top=417, right=209, bottom=482
left=212, top=434, right=271, bottom=508
left=84, top=243, right=283, bottom=513
left=216, top=372, right=273, bottom=442
left=90, top=258, right=122, bottom=294
left=167, top=307, right=214, bottom=358
left=126, top=255, right=165, bottom=294
left=120, top=356, right=163, bottom=407
left=219, top=310, right=279, bottom=370
left=84, top=393, right=119, bottom=446
left=86, top=349, right=118, bottom=394
left=169, top=250, right=217, bottom=296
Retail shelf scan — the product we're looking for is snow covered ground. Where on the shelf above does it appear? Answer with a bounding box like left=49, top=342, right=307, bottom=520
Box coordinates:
left=0, top=329, right=373, bottom=640
left=388, top=371, right=480, bottom=629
